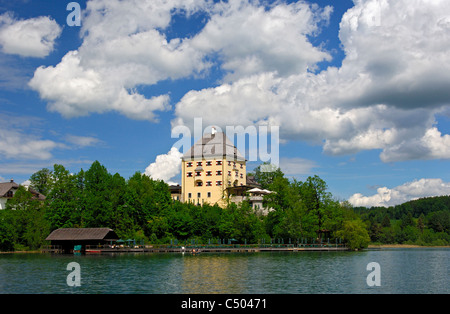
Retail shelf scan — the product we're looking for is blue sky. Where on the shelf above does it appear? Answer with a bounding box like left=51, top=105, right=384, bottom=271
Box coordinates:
left=1, top=0, right=450, bottom=207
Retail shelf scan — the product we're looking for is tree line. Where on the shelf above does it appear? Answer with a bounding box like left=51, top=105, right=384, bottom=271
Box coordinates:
left=0, top=160, right=448, bottom=252
left=355, top=195, right=450, bottom=246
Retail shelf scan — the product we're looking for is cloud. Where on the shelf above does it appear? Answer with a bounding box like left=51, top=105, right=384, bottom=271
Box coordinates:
left=0, top=159, right=93, bottom=183
left=0, top=124, right=61, bottom=160
left=144, top=147, right=183, bottom=184
left=279, top=157, right=318, bottom=176
left=22, top=0, right=450, bottom=162
left=173, top=0, right=450, bottom=163
left=65, top=135, right=102, bottom=148
left=190, top=0, right=332, bottom=81
left=29, top=0, right=209, bottom=121
left=0, top=113, right=103, bottom=160
left=29, top=51, right=171, bottom=121
left=0, top=12, right=61, bottom=57
left=28, top=0, right=331, bottom=122
left=349, top=178, right=450, bottom=207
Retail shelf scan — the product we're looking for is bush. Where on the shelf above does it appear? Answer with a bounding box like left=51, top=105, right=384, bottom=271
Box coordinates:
left=337, top=219, right=370, bottom=250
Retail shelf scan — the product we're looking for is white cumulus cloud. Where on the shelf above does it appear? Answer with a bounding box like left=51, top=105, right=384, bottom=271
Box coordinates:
left=190, top=0, right=332, bottom=81
left=0, top=13, right=61, bottom=57
left=349, top=178, right=450, bottom=207
left=174, top=0, right=450, bottom=163
left=29, top=0, right=208, bottom=121
left=144, top=147, right=183, bottom=185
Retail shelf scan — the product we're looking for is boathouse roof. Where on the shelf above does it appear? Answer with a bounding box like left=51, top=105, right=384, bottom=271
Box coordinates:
left=46, top=228, right=119, bottom=241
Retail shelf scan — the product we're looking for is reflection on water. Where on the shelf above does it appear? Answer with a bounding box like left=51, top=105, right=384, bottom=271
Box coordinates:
left=180, top=254, right=250, bottom=294
left=0, top=249, right=448, bottom=294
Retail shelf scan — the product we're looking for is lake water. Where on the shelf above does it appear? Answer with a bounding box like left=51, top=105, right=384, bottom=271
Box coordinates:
left=0, top=248, right=448, bottom=294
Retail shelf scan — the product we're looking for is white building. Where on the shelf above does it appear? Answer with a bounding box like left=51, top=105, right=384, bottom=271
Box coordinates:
left=0, top=180, right=19, bottom=210
left=0, top=179, right=45, bottom=210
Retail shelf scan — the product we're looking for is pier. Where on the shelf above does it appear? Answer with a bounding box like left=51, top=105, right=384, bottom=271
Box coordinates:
left=42, top=243, right=348, bottom=254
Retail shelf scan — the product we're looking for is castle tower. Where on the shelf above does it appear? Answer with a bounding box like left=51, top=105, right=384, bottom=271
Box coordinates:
left=181, top=129, right=246, bottom=207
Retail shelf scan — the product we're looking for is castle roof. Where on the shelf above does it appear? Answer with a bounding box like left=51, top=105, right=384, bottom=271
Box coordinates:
left=182, top=132, right=245, bottom=161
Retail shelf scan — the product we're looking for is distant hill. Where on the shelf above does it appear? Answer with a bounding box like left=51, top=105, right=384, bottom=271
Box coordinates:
left=354, top=195, right=450, bottom=245
left=354, top=195, right=450, bottom=220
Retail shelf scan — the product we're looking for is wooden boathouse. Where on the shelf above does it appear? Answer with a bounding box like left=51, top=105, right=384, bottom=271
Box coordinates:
left=45, top=228, right=119, bottom=254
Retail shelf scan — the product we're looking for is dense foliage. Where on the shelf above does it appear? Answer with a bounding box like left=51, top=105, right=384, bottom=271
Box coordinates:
left=0, top=161, right=448, bottom=251
left=355, top=196, right=450, bottom=246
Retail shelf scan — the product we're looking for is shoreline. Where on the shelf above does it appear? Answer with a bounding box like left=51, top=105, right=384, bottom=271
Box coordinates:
left=368, top=244, right=450, bottom=248
left=1, top=244, right=450, bottom=254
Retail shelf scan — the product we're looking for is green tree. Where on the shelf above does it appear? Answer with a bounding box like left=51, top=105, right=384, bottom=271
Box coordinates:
left=336, top=219, right=370, bottom=250
left=29, top=168, right=53, bottom=196
left=417, top=213, right=425, bottom=233
left=299, top=175, right=333, bottom=233
left=249, top=162, right=285, bottom=189
left=427, top=210, right=450, bottom=233
left=82, top=161, right=114, bottom=227
left=45, top=164, right=81, bottom=230
left=4, top=186, right=49, bottom=250
left=381, top=214, right=391, bottom=227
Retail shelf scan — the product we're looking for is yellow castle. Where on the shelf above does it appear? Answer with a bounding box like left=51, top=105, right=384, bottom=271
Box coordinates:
left=181, top=128, right=247, bottom=207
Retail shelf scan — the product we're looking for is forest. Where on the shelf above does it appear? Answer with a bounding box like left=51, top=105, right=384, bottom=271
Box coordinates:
left=0, top=160, right=448, bottom=252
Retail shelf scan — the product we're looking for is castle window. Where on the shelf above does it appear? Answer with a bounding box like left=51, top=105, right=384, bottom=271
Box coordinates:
left=216, top=170, right=222, bottom=175
left=196, top=171, right=202, bottom=177
left=216, top=161, right=222, bottom=165
left=206, top=171, right=212, bottom=176
left=196, top=161, right=202, bottom=166
left=206, top=181, right=212, bottom=186
left=197, top=192, right=201, bottom=198
left=196, top=181, right=203, bottom=187
left=216, top=181, right=222, bottom=186
left=207, top=192, right=211, bottom=198
left=228, top=171, right=231, bottom=176
left=240, top=164, right=243, bottom=169
left=187, top=172, right=193, bottom=177
left=188, top=193, right=192, bottom=198
left=187, top=162, right=193, bottom=167
left=240, top=173, right=243, bottom=179
left=206, top=161, right=212, bottom=166
left=228, top=161, right=231, bottom=166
